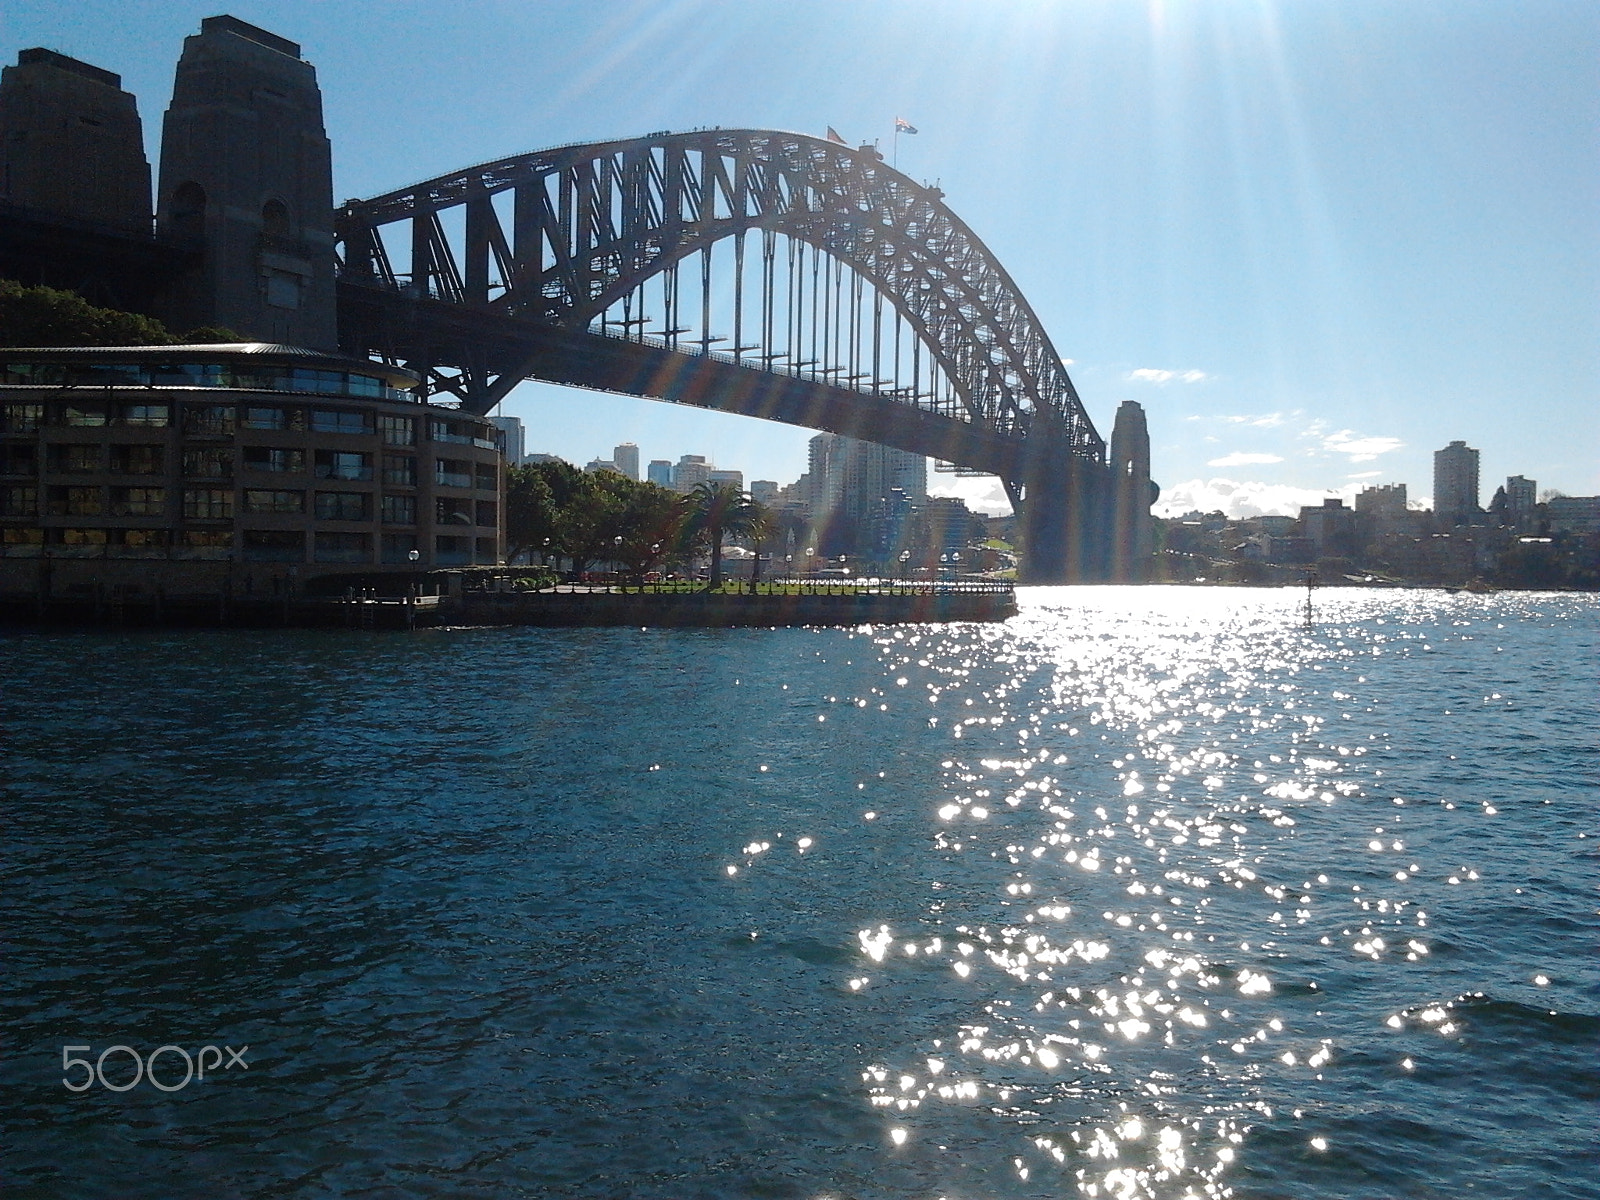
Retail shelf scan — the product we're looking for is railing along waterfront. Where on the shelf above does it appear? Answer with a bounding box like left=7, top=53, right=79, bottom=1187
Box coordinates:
left=467, top=578, right=1014, bottom=597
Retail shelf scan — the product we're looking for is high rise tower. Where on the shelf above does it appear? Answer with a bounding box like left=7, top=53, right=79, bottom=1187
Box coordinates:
left=612, top=443, right=640, bottom=481
left=1432, top=440, right=1479, bottom=526
left=1109, top=401, right=1154, bottom=581
left=155, top=16, right=335, bottom=347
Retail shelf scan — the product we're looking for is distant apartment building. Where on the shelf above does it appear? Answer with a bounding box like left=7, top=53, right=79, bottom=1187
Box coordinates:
left=1546, top=495, right=1600, bottom=534
left=672, top=455, right=709, bottom=493
left=585, top=458, right=618, bottom=475
left=1355, top=483, right=1407, bottom=517
left=1433, top=440, right=1479, bottom=526
left=612, top=442, right=639, bottom=480
left=646, top=459, right=673, bottom=488
left=1298, top=497, right=1363, bottom=559
left=1504, top=475, right=1537, bottom=527
left=489, top=416, right=525, bottom=464
left=750, top=480, right=779, bottom=505
left=807, top=433, right=926, bottom=522
left=707, top=469, right=743, bottom=491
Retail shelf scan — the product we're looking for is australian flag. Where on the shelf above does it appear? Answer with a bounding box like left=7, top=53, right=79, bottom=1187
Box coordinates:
left=895, top=117, right=918, bottom=134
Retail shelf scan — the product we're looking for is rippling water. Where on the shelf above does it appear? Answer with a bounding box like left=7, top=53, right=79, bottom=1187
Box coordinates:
left=3, top=588, right=1596, bottom=1199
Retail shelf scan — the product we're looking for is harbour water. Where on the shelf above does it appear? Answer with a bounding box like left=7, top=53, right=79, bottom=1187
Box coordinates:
left=3, top=587, right=1596, bottom=1199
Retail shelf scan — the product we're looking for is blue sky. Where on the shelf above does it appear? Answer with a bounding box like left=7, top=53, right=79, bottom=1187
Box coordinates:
left=8, top=0, right=1595, bottom=515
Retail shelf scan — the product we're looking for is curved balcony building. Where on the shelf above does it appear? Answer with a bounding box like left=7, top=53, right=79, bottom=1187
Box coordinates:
left=0, top=343, right=503, bottom=607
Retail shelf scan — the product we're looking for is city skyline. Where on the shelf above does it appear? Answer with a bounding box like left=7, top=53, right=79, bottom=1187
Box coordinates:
left=9, top=0, right=1593, bottom=516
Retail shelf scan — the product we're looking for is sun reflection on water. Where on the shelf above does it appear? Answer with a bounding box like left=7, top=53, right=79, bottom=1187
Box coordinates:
left=776, top=588, right=1590, bottom=1197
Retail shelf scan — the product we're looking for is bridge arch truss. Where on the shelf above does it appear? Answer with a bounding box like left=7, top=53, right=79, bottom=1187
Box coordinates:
left=336, top=129, right=1103, bottom=467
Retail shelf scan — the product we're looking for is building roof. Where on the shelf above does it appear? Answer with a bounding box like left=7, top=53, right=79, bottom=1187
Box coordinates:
left=0, top=343, right=419, bottom=388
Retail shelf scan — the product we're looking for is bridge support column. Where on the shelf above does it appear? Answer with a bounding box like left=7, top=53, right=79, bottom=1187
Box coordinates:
left=1109, top=401, right=1156, bottom=581
left=1016, top=444, right=1111, bottom=585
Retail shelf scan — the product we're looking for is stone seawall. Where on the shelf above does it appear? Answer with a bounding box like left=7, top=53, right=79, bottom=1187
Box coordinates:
left=0, top=587, right=1016, bottom=630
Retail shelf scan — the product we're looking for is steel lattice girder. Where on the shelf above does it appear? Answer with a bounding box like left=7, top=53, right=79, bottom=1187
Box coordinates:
left=337, top=129, right=1104, bottom=460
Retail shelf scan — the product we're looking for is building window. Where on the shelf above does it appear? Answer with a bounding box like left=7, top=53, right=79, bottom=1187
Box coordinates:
left=243, top=405, right=301, bottom=431
left=183, top=488, right=233, bottom=519
left=436, top=497, right=473, bottom=526
left=382, top=454, right=416, bottom=486
left=435, top=459, right=472, bottom=488
left=114, top=528, right=168, bottom=552
left=117, top=404, right=170, bottom=427
left=111, top=444, right=164, bottom=475
left=61, top=403, right=108, bottom=427
left=430, top=419, right=496, bottom=449
left=475, top=500, right=498, bottom=528
left=55, top=527, right=108, bottom=547
left=435, top=534, right=470, bottom=565
left=314, top=531, right=371, bottom=563
left=183, top=447, right=233, bottom=478
left=3, top=526, right=45, bottom=549
left=243, top=489, right=304, bottom=514
left=1, top=486, right=37, bottom=517
left=1, top=404, right=43, bottom=432
left=181, top=529, right=231, bottom=549
left=293, top=370, right=346, bottom=394
left=0, top=443, right=38, bottom=474
left=314, top=491, right=369, bottom=521
left=49, top=444, right=102, bottom=473
left=379, top=415, right=416, bottom=446
left=381, top=532, right=419, bottom=563
left=475, top=537, right=497, bottom=561
left=242, top=529, right=304, bottom=562
left=242, top=446, right=304, bottom=474
left=313, top=449, right=372, bottom=481
left=475, top=464, right=498, bottom=491
left=184, top=404, right=234, bottom=435
left=110, top=487, right=166, bottom=516
left=48, top=485, right=102, bottom=515
left=381, top=494, right=416, bottom=525
left=310, top=408, right=370, bottom=435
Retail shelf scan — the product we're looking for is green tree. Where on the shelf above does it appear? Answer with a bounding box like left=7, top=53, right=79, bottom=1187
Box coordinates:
left=683, top=481, right=764, bottom=589
left=613, top=480, right=687, bottom=587
left=0, top=278, right=175, bottom=347
left=556, top=470, right=628, bottom=578
left=504, top=463, right=558, bottom=564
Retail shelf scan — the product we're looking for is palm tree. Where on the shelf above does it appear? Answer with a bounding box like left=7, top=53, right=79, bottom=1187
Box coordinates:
left=684, top=481, right=763, bottom=589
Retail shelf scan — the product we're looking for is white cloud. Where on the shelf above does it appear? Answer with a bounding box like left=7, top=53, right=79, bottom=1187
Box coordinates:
left=1321, top=429, right=1403, bottom=462
left=1128, top=367, right=1210, bottom=385
left=1154, top=477, right=1362, bottom=520
left=1207, top=451, right=1284, bottom=467
left=928, top=473, right=1012, bottom=516
left=1221, top=412, right=1287, bottom=428
left=1347, top=470, right=1383, bottom=479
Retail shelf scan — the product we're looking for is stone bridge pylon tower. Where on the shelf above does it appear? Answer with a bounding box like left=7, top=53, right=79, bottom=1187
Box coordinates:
left=155, top=16, right=337, bottom=349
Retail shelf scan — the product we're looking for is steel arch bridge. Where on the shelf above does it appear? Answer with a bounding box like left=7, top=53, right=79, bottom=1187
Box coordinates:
left=334, top=129, right=1128, bottom=581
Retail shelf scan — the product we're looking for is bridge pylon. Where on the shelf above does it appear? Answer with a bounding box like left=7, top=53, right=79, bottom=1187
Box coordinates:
left=1015, top=440, right=1112, bottom=584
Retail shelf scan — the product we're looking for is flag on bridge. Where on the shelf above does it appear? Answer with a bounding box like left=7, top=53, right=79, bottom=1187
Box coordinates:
left=826, top=126, right=848, bottom=145
left=895, top=117, right=918, bottom=134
